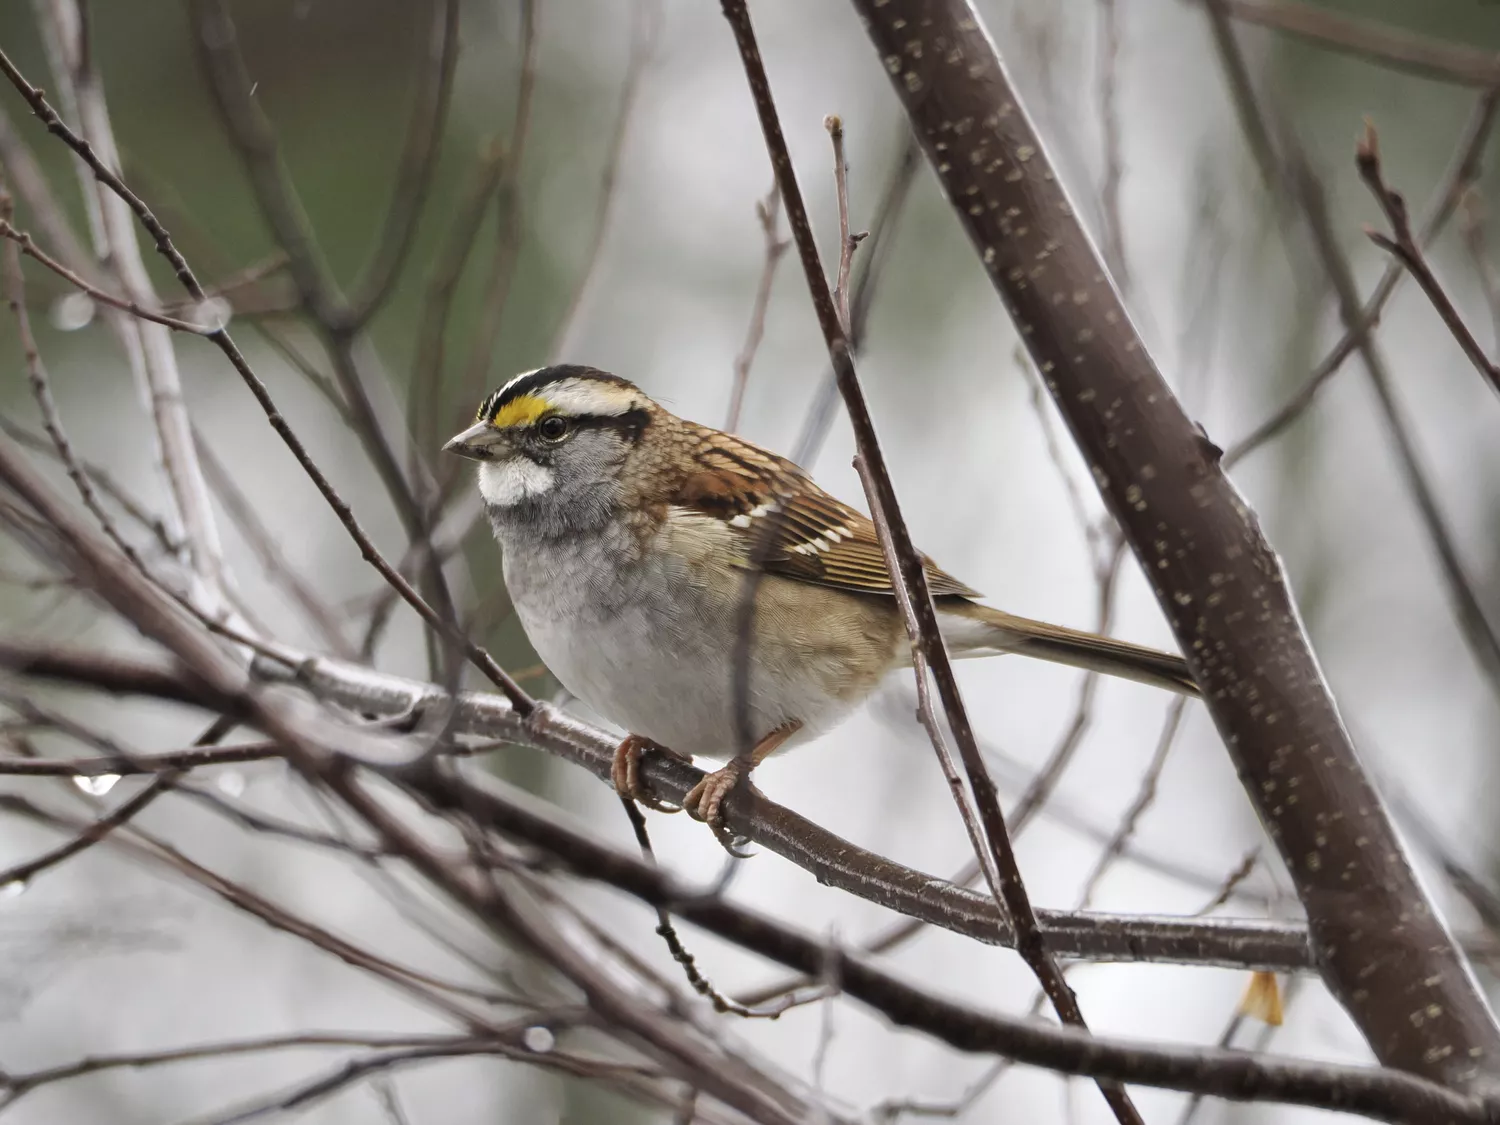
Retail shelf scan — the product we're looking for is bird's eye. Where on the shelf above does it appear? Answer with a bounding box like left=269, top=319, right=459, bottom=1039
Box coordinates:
left=537, top=415, right=571, bottom=442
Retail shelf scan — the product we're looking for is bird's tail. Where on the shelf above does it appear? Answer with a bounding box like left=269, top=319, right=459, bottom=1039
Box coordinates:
left=938, top=600, right=1200, bottom=697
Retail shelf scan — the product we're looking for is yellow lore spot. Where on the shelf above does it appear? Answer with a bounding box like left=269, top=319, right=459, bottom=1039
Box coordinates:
left=488, top=394, right=550, bottom=429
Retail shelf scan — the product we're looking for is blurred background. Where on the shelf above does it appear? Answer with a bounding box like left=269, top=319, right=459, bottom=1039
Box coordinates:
left=1, top=0, right=1500, bottom=1121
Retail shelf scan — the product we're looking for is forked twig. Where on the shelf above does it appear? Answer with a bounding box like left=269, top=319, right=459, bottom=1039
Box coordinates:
left=1357, top=121, right=1500, bottom=404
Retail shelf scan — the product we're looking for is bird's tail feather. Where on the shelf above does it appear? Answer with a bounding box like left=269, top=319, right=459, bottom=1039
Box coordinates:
left=938, top=601, right=1199, bottom=697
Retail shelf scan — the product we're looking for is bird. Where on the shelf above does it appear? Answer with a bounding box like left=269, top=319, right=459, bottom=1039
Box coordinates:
left=444, top=364, right=1198, bottom=849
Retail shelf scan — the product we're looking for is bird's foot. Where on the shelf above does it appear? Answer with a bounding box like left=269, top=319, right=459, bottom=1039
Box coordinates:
left=611, top=733, right=689, bottom=812
left=682, top=721, right=802, bottom=857
left=683, top=758, right=759, bottom=857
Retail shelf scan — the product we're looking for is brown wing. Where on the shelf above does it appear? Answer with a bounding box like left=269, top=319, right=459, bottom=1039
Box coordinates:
left=671, top=423, right=980, bottom=599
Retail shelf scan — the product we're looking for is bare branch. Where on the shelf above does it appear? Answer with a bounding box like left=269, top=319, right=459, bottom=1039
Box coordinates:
left=1207, top=12, right=1500, bottom=708
left=343, top=0, right=462, bottom=326
left=1224, top=90, right=1499, bottom=466
left=0, top=45, right=529, bottom=707
left=1211, top=0, right=1500, bottom=88
left=1095, top=0, right=1130, bottom=292
left=0, top=633, right=1315, bottom=974
left=1357, top=122, right=1500, bottom=404
left=0, top=219, right=217, bottom=333
left=0, top=774, right=169, bottom=887
left=548, top=0, right=659, bottom=363
left=402, top=764, right=1498, bottom=1125
left=719, top=9, right=1143, bottom=1121
left=851, top=0, right=1500, bottom=1091
left=724, top=184, right=789, bottom=433
left=25, top=4, right=231, bottom=617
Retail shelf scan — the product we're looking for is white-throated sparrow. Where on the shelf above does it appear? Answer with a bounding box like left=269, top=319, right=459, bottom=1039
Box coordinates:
left=445, top=365, right=1197, bottom=846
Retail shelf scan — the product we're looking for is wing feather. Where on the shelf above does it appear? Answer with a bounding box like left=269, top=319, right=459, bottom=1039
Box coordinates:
left=670, top=423, right=980, bottom=599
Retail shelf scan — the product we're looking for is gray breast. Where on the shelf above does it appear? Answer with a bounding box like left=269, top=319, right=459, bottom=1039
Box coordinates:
left=490, top=514, right=871, bottom=758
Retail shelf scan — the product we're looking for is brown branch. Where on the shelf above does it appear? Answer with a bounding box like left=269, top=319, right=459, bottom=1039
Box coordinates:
left=1212, top=0, right=1500, bottom=89
left=0, top=741, right=280, bottom=777
left=1095, top=0, right=1130, bottom=293
left=29, top=3, right=232, bottom=617
left=0, top=774, right=170, bottom=887
left=1207, top=11, right=1500, bottom=705
left=343, top=0, right=462, bottom=326
left=1460, top=188, right=1500, bottom=358
left=850, top=0, right=1500, bottom=1093
left=191, top=429, right=357, bottom=660
left=718, top=9, right=1141, bottom=1123
left=0, top=219, right=216, bottom=333
left=1224, top=90, right=1499, bottom=466
left=407, top=138, right=507, bottom=456
left=454, top=0, right=539, bottom=415
left=791, top=131, right=919, bottom=465
left=0, top=635, right=1313, bottom=973
left=400, top=762, right=1499, bottom=1125
left=0, top=1032, right=484, bottom=1108
left=547, top=0, right=658, bottom=363
left=825, top=115, right=860, bottom=335
left=0, top=45, right=529, bottom=710
left=1357, top=122, right=1500, bottom=404
left=724, top=184, right=789, bottom=433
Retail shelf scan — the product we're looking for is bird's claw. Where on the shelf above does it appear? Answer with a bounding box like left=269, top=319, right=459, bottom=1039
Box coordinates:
left=611, top=734, right=686, bottom=813
left=682, top=761, right=756, bottom=857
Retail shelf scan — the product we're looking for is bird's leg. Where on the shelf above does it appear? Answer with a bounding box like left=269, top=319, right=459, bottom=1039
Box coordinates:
left=682, top=720, right=802, bottom=852
left=611, top=733, right=691, bottom=812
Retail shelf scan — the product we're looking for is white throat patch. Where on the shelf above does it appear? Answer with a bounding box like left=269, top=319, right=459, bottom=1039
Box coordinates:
left=478, top=459, right=556, bottom=507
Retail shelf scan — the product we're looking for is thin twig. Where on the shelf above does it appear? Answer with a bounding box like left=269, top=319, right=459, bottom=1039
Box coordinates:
left=455, top=0, right=540, bottom=411
left=1074, top=696, right=1190, bottom=909
left=616, top=797, right=774, bottom=1018
left=1194, top=849, right=1263, bottom=916
left=404, top=765, right=1498, bottom=1125
left=0, top=219, right=218, bottom=333
left=547, top=0, right=659, bottom=363
left=825, top=114, right=862, bottom=335
left=719, top=6, right=1142, bottom=1123
left=724, top=183, right=790, bottom=433
left=792, top=131, right=919, bottom=466
left=1212, top=0, right=1500, bottom=88
left=1357, top=121, right=1500, bottom=404
left=1095, top=0, right=1130, bottom=293
left=9, top=635, right=1319, bottom=974
left=0, top=774, right=170, bottom=887
left=343, top=0, right=462, bottom=326
left=0, top=46, right=531, bottom=710
left=1459, top=188, right=1500, bottom=359
left=0, top=741, right=279, bottom=777
left=1224, top=90, right=1500, bottom=465
left=28, top=3, right=231, bottom=617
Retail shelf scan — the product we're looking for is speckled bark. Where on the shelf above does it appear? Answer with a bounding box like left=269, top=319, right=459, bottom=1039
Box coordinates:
left=850, top=0, right=1500, bottom=1094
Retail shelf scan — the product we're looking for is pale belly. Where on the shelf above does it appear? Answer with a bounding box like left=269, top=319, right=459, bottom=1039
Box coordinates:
left=498, top=518, right=900, bottom=759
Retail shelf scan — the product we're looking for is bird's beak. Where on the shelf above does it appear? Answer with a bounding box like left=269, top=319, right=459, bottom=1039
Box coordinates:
left=443, top=422, right=501, bottom=461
